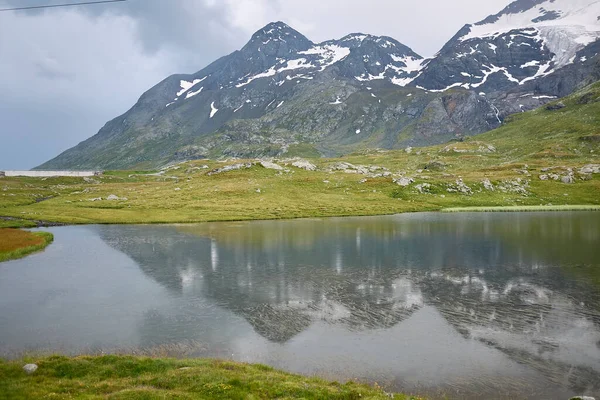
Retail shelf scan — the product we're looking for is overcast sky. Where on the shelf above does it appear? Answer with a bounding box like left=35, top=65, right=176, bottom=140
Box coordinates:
left=0, top=0, right=510, bottom=169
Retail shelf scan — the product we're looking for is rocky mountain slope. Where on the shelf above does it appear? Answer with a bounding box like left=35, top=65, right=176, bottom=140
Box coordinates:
left=39, top=0, right=600, bottom=170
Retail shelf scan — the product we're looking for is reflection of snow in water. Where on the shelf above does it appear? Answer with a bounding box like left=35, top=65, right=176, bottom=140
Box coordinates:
left=391, top=278, right=424, bottom=309
left=335, top=250, right=343, bottom=274
left=272, top=296, right=351, bottom=323
left=425, top=271, right=600, bottom=375
left=210, top=239, right=218, bottom=271
left=179, top=263, right=204, bottom=294
left=502, top=279, right=551, bottom=304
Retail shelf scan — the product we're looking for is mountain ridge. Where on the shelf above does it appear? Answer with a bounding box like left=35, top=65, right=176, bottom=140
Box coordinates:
left=38, top=0, right=600, bottom=170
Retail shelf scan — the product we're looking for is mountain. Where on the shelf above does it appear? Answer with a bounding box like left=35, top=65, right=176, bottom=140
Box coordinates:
left=414, top=0, right=600, bottom=116
left=38, top=0, right=600, bottom=170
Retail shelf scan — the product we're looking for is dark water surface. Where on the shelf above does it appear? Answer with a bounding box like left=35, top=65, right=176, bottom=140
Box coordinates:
left=1, top=212, right=599, bottom=399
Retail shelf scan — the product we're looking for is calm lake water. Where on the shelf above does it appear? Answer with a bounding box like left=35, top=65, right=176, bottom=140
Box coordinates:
left=1, top=212, right=599, bottom=399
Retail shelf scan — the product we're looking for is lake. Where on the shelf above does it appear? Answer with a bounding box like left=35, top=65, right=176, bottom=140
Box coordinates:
left=1, top=212, right=599, bottom=399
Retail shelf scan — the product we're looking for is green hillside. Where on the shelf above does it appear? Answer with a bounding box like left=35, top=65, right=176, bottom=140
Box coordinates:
left=2, top=82, right=599, bottom=225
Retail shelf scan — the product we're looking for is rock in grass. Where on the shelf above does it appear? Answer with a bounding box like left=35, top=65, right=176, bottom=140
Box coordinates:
left=482, top=178, right=495, bottom=191
left=424, top=160, right=446, bottom=171
left=107, top=194, right=128, bottom=201
left=561, top=174, right=574, bottom=184
left=569, top=396, right=595, bottom=400
left=447, top=179, right=473, bottom=195
left=415, top=183, right=432, bottom=194
left=207, top=163, right=254, bottom=176
left=546, top=101, right=566, bottom=110
left=580, top=164, right=600, bottom=174
left=23, top=364, right=38, bottom=374
left=394, top=177, right=414, bottom=187
left=291, top=160, right=317, bottom=171
left=260, top=161, right=284, bottom=171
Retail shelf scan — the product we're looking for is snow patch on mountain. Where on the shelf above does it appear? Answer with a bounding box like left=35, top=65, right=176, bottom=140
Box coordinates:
left=209, top=102, right=218, bottom=118
left=186, top=87, right=203, bottom=99
left=298, top=44, right=351, bottom=70
left=177, top=77, right=207, bottom=97
left=235, top=45, right=349, bottom=88
left=463, top=0, right=600, bottom=41
left=461, top=0, right=600, bottom=67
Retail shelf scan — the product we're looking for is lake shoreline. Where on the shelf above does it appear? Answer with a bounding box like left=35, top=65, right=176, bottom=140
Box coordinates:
left=2, top=204, right=600, bottom=228
left=1, top=213, right=599, bottom=398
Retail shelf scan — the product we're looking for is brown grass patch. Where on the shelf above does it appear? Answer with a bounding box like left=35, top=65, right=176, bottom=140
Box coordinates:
left=0, top=229, right=45, bottom=252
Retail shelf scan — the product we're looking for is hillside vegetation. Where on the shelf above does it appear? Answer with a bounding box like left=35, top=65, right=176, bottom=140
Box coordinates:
left=1, top=83, right=600, bottom=225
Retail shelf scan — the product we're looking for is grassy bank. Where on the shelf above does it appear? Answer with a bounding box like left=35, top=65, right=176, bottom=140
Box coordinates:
left=443, top=205, right=600, bottom=213
left=0, top=83, right=599, bottom=225
left=0, top=229, right=53, bottom=263
left=0, top=355, right=419, bottom=399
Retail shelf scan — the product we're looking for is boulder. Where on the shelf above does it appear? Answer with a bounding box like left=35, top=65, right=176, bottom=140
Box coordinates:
left=291, top=159, right=317, bottom=171
left=415, top=183, right=432, bottom=194
left=424, top=161, right=446, bottom=171
left=394, top=177, right=414, bottom=187
left=482, top=178, right=495, bottom=191
left=107, top=194, right=128, bottom=201
left=561, top=174, right=574, bottom=184
left=207, top=163, right=254, bottom=176
left=545, top=102, right=566, bottom=110
left=260, top=161, right=284, bottom=170
left=580, top=164, right=600, bottom=174
left=498, top=178, right=530, bottom=195
left=447, top=179, right=473, bottom=195
left=23, top=364, right=38, bottom=374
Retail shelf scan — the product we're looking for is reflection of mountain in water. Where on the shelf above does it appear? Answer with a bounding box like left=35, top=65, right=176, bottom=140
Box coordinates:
left=98, top=222, right=427, bottom=342
left=419, top=269, right=600, bottom=394
left=97, top=213, right=600, bottom=393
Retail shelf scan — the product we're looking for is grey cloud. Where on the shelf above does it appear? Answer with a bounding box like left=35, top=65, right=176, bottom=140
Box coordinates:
left=35, top=57, right=75, bottom=80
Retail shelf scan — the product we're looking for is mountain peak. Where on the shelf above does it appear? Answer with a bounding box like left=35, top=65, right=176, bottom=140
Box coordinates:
left=242, top=21, right=313, bottom=56
left=248, top=21, right=309, bottom=42
left=336, top=33, right=422, bottom=59
left=262, top=21, right=292, bottom=31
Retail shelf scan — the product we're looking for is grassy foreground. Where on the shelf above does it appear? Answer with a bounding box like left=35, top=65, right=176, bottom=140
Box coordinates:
left=0, top=355, right=419, bottom=399
left=0, top=229, right=53, bottom=263
left=0, top=83, right=599, bottom=225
